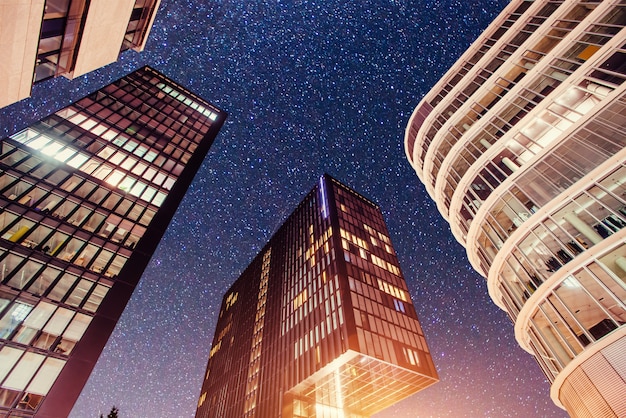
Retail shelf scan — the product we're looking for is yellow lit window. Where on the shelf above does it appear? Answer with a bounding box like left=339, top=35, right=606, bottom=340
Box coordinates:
left=293, top=289, right=308, bottom=310
left=209, top=340, right=221, bottom=358
left=377, top=279, right=408, bottom=302
left=198, top=392, right=207, bottom=407
left=225, top=292, right=238, bottom=310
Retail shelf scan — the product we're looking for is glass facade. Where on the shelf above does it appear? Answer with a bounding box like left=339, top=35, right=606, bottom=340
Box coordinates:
left=121, top=0, right=161, bottom=52
left=36, top=0, right=161, bottom=82
left=0, top=66, right=225, bottom=418
left=196, top=175, right=437, bottom=418
left=404, top=1, right=626, bottom=417
left=2, top=0, right=162, bottom=108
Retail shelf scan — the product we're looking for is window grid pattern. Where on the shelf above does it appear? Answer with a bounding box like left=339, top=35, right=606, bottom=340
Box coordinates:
left=427, top=0, right=576, bottom=189
left=0, top=67, right=225, bottom=416
left=412, top=0, right=561, bottom=173
left=404, top=1, right=626, bottom=416
left=122, top=0, right=161, bottom=51
left=281, top=185, right=340, bottom=394
left=468, top=94, right=626, bottom=278
left=196, top=176, right=437, bottom=418
left=243, top=249, right=271, bottom=416
left=335, top=185, right=433, bottom=375
left=448, top=6, right=626, bottom=225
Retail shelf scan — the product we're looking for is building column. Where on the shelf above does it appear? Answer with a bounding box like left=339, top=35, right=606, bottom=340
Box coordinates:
left=502, top=157, right=519, bottom=172
left=563, top=212, right=603, bottom=245
left=615, top=256, right=626, bottom=274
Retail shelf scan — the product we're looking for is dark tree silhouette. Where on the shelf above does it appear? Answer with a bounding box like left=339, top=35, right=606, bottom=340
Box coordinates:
left=99, top=406, right=119, bottom=418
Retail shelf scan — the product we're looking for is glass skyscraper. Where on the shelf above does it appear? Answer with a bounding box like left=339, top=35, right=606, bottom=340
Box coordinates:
left=404, top=1, right=625, bottom=416
left=196, top=174, right=438, bottom=418
left=0, top=66, right=226, bottom=417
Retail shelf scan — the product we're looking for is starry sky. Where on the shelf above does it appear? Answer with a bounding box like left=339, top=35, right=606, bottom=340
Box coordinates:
left=0, top=0, right=570, bottom=417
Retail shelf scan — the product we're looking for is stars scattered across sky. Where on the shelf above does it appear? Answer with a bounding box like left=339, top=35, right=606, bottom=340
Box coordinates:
left=1, top=0, right=568, bottom=416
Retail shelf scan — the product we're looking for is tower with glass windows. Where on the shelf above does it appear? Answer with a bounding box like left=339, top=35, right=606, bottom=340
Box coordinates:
left=195, top=174, right=438, bottom=418
left=404, top=1, right=626, bottom=416
left=0, top=66, right=226, bottom=417
left=1, top=0, right=161, bottom=108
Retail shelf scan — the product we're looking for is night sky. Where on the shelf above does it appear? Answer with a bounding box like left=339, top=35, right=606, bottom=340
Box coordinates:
left=0, top=0, right=569, bottom=416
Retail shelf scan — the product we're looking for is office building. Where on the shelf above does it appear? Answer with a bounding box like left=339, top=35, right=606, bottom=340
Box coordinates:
left=0, top=66, right=226, bottom=417
left=196, top=174, right=438, bottom=418
left=404, top=1, right=625, bottom=416
left=1, top=0, right=161, bottom=108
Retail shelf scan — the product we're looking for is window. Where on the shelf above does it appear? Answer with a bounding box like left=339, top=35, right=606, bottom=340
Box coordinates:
left=293, top=289, right=308, bottom=310
left=12, top=302, right=55, bottom=345
left=65, top=279, right=94, bottom=307
left=58, top=313, right=91, bottom=354
left=7, top=260, right=44, bottom=290
left=0, top=301, right=33, bottom=339
left=3, top=352, right=45, bottom=391
left=83, top=284, right=108, bottom=312
left=27, top=357, right=65, bottom=395
left=393, top=299, right=406, bottom=313
left=402, top=347, right=420, bottom=366
left=27, top=266, right=61, bottom=296
left=47, top=273, right=78, bottom=302
left=0, top=346, right=22, bottom=382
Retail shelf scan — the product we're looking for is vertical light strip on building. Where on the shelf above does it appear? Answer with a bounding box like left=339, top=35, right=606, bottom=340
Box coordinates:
left=243, top=248, right=271, bottom=416
left=319, top=175, right=329, bottom=219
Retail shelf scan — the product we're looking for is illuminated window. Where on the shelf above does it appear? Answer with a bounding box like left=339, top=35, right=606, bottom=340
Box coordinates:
left=0, top=301, right=33, bottom=338
left=198, top=391, right=207, bottom=408
left=27, top=357, right=65, bottom=395
left=156, top=83, right=219, bottom=121
left=377, top=279, right=408, bottom=302
left=209, top=340, right=222, bottom=358
left=0, top=346, right=22, bottom=382
left=12, top=302, right=54, bottom=345
left=4, top=351, right=45, bottom=390
left=402, top=347, right=420, bottom=366
left=225, top=292, right=238, bottom=310
left=293, top=289, right=308, bottom=310
left=371, top=254, right=401, bottom=276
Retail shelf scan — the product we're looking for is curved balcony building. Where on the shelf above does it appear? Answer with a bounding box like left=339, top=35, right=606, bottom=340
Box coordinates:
left=404, top=1, right=626, bottom=416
